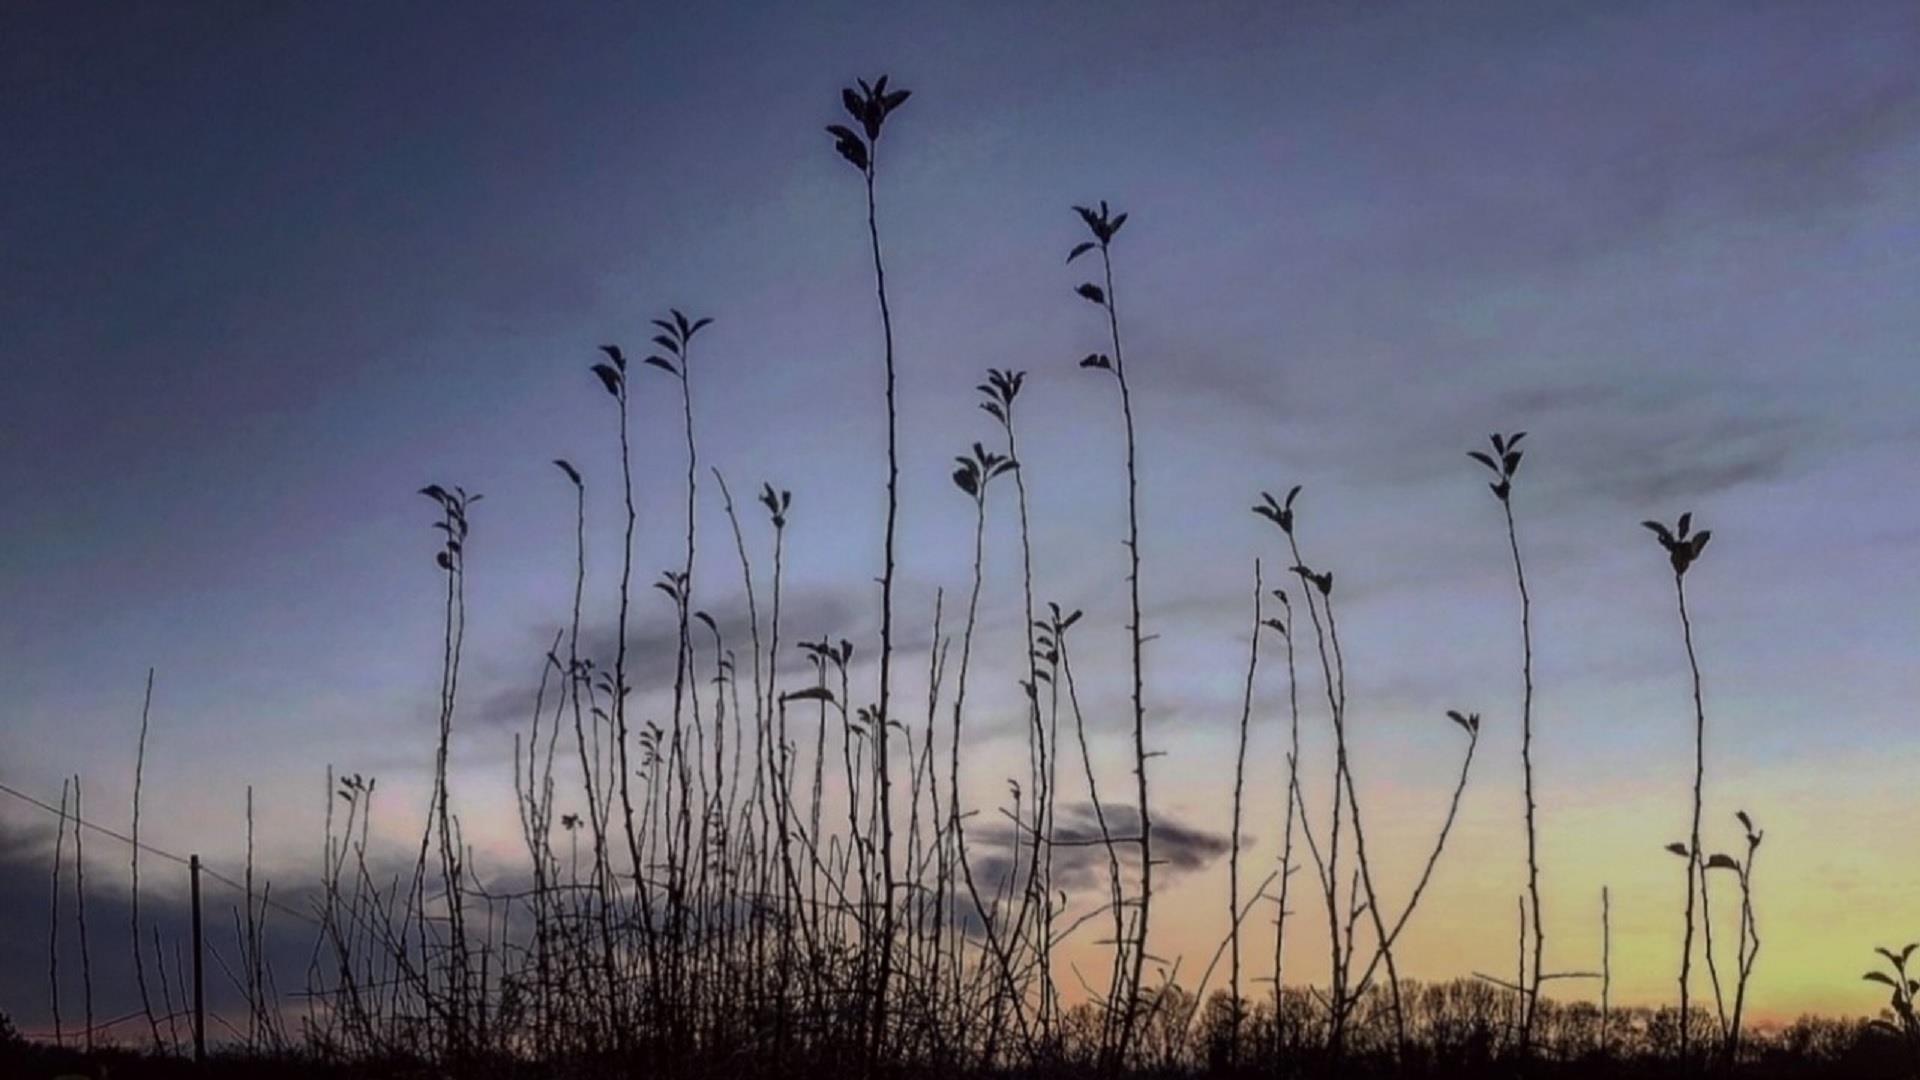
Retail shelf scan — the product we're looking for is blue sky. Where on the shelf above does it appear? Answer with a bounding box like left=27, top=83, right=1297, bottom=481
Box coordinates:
left=2, top=0, right=1917, bottom=1027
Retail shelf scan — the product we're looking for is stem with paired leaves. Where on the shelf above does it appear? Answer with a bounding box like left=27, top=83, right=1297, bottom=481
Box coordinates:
left=1470, top=430, right=1545, bottom=1050
left=1645, top=510, right=1713, bottom=1066
left=1068, top=199, right=1152, bottom=1066
left=827, top=75, right=911, bottom=1056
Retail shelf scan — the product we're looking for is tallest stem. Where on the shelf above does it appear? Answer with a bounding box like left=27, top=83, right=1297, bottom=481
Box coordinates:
left=1505, top=497, right=1545, bottom=1050
left=1678, top=573, right=1706, bottom=1065
left=1101, top=244, right=1152, bottom=1064
left=864, top=157, right=901, bottom=1062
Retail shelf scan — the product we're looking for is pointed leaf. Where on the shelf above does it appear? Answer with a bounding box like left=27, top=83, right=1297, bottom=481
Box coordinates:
left=590, top=363, right=623, bottom=397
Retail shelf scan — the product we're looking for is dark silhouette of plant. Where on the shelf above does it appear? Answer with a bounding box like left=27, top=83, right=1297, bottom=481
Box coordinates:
left=643, top=307, right=712, bottom=1046
left=1254, top=487, right=1407, bottom=1057
left=827, top=74, right=910, bottom=1057
left=588, top=343, right=655, bottom=1031
left=1263, top=588, right=1302, bottom=1062
left=1226, top=560, right=1265, bottom=1064
left=1711, top=810, right=1764, bottom=1060
left=416, top=481, right=478, bottom=1055
left=1644, top=510, right=1713, bottom=1066
left=1865, top=942, right=1920, bottom=1069
left=48, top=776, right=69, bottom=1048
left=1470, top=431, right=1546, bottom=1051
left=979, top=367, right=1057, bottom=1043
left=129, top=667, right=163, bottom=1053
left=1069, top=198, right=1156, bottom=1067
left=72, top=775, right=92, bottom=1053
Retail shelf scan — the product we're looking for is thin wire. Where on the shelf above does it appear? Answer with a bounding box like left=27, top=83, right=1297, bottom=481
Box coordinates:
left=0, top=776, right=322, bottom=929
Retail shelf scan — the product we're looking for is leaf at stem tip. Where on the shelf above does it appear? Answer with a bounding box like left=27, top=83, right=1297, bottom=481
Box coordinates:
left=552, top=459, right=582, bottom=485
left=590, top=363, right=623, bottom=397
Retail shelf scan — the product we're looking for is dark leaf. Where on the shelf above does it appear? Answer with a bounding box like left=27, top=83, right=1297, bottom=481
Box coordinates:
left=590, top=363, right=623, bottom=397
left=835, top=136, right=869, bottom=171
left=781, top=686, right=836, bottom=705
left=882, top=88, right=911, bottom=112
left=652, top=334, right=680, bottom=354
left=1705, top=853, right=1741, bottom=871
left=671, top=309, right=690, bottom=337
left=598, top=344, right=625, bottom=370
left=1641, top=520, right=1673, bottom=543
left=1076, top=282, right=1107, bottom=305
left=553, top=459, right=582, bottom=485
left=1108, top=212, right=1128, bottom=236
left=1665, top=842, right=1690, bottom=858
left=842, top=88, right=863, bottom=122
left=1067, top=241, right=1096, bottom=263
left=1468, top=450, right=1498, bottom=472
left=1502, top=450, right=1522, bottom=476
left=1678, top=511, right=1693, bottom=539
left=643, top=356, right=679, bottom=376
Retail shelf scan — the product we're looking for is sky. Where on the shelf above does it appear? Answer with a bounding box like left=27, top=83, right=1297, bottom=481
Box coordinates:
left=2, top=0, right=1918, bottom=1035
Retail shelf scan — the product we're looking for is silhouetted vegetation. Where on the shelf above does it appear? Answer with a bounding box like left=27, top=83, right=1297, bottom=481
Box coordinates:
left=11, top=73, right=1915, bottom=1080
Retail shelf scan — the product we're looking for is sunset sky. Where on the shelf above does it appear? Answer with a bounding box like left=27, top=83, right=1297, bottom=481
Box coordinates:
left=3, top=0, right=1918, bottom=1033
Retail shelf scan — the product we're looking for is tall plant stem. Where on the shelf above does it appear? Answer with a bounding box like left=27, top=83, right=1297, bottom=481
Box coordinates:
left=861, top=157, right=902, bottom=1062
left=50, top=777, right=69, bottom=1048
left=1227, top=561, right=1263, bottom=1062
left=1270, top=599, right=1301, bottom=1062
left=1677, top=572, right=1705, bottom=1067
left=131, top=667, right=163, bottom=1051
left=1096, top=243, right=1152, bottom=1066
left=74, top=775, right=93, bottom=1052
left=1503, top=496, right=1545, bottom=1050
